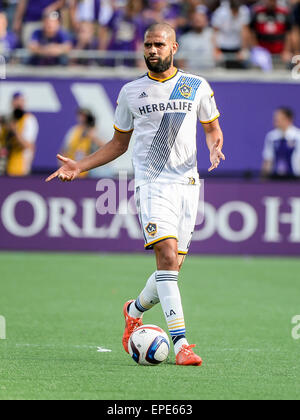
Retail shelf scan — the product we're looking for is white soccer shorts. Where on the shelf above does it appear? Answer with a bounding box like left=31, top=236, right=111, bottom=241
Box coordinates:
left=135, top=182, right=200, bottom=255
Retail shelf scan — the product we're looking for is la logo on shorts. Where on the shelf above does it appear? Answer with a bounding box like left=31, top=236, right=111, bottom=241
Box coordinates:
left=145, top=223, right=157, bottom=237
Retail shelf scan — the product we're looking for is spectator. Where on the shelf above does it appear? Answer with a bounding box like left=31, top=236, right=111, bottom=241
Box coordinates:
left=69, top=0, right=113, bottom=50
left=105, top=0, right=144, bottom=66
left=0, top=92, right=39, bottom=177
left=13, top=0, right=66, bottom=46
left=60, top=108, right=104, bottom=178
left=0, top=11, right=17, bottom=59
left=69, top=0, right=113, bottom=28
left=142, top=0, right=182, bottom=31
left=250, top=45, right=273, bottom=71
left=178, top=11, right=215, bottom=70
left=72, top=20, right=98, bottom=65
left=181, top=0, right=208, bottom=17
left=28, top=11, right=72, bottom=66
left=212, top=0, right=251, bottom=69
left=250, top=0, right=293, bottom=64
left=0, top=0, right=19, bottom=31
left=262, top=107, right=300, bottom=179
left=291, top=0, right=300, bottom=53
left=0, top=112, right=8, bottom=175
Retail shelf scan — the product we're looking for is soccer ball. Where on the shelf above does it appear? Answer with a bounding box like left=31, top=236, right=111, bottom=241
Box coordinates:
left=129, top=324, right=170, bottom=366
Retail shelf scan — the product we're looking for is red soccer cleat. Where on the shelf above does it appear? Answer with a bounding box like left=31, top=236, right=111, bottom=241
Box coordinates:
left=176, top=344, right=203, bottom=366
left=122, top=300, right=143, bottom=354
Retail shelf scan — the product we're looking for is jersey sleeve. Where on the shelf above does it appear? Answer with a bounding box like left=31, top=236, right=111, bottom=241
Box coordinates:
left=114, top=86, right=134, bottom=133
left=198, top=80, right=220, bottom=124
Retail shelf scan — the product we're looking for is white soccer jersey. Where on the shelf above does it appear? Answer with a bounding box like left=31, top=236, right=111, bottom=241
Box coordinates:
left=114, top=68, right=220, bottom=187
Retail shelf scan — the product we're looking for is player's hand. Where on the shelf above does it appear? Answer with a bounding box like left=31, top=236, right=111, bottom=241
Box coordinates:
left=45, top=154, right=81, bottom=183
left=208, top=139, right=225, bottom=172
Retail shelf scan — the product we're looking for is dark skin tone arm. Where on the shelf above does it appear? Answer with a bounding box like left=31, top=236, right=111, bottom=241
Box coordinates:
left=44, top=0, right=66, bottom=15
left=13, top=0, right=66, bottom=33
left=46, top=129, right=132, bottom=182
left=203, top=118, right=225, bottom=172
left=13, top=0, right=28, bottom=33
left=46, top=120, right=224, bottom=182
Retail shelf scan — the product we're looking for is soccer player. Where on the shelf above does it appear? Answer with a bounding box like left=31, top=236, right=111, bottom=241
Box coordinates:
left=46, top=23, right=225, bottom=366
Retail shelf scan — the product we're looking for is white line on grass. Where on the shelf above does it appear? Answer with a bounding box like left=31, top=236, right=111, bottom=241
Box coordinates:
left=97, top=347, right=112, bottom=353
left=14, top=343, right=112, bottom=352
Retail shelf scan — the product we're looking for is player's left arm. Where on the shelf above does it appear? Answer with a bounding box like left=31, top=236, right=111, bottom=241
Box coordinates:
left=202, top=118, right=225, bottom=172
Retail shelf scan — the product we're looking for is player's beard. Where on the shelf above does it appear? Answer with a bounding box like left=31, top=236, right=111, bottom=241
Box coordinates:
left=144, top=51, right=173, bottom=73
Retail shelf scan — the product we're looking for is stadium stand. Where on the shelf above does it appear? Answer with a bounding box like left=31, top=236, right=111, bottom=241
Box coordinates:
left=0, top=0, right=298, bottom=68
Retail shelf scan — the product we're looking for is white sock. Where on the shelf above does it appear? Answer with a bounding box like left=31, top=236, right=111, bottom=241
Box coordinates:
left=128, top=272, right=160, bottom=318
left=174, top=338, right=189, bottom=355
left=156, top=270, right=189, bottom=355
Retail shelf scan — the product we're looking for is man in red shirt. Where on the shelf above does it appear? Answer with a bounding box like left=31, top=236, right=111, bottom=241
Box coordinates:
left=250, top=0, right=292, bottom=62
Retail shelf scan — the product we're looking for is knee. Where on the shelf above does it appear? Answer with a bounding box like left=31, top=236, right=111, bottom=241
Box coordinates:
left=155, top=244, right=178, bottom=271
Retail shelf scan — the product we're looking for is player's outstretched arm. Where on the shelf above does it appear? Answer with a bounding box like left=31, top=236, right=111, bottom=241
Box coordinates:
left=46, top=129, right=132, bottom=182
left=202, top=119, right=225, bottom=172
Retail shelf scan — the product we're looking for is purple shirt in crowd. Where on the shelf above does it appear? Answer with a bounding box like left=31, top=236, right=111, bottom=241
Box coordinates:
left=0, top=31, right=17, bottom=55
left=141, top=3, right=182, bottom=36
left=30, top=28, right=71, bottom=65
left=77, top=0, right=102, bottom=21
left=24, top=0, right=59, bottom=22
left=107, top=11, right=143, bottom=51
left=73, top=37, right=99, bottom=50
left=31, top=28, right=71, bottom=46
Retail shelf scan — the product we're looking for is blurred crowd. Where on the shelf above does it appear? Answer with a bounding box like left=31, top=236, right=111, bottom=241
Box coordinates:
left=0, top=0, right=299, bottom=70
left=0, top=90, right=105, bottom=177
left=1, top=88, right=299, bottom=180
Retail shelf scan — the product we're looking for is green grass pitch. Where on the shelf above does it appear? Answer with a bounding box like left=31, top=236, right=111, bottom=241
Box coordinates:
left=0, top=252, right=300, bottom=400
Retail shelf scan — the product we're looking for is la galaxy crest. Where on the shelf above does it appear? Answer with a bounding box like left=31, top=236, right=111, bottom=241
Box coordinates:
left=179, top=79, right=192, bottom=99
left=145, top=223, right=157, bottom=237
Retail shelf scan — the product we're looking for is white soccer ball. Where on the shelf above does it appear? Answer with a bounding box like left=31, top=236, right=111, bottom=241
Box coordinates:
left=129, top=324, right=170, bottom=366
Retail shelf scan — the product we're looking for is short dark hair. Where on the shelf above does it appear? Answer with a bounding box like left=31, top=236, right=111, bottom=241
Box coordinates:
left=276, top=107, right=294, bottom=121
left=77, top=108, right=96, bottom=127
left=229, top=0, right=241, bottom=11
